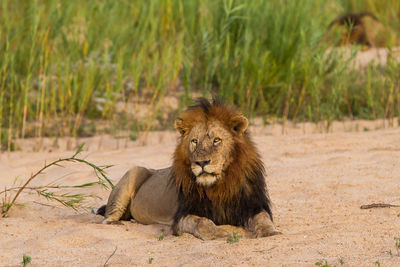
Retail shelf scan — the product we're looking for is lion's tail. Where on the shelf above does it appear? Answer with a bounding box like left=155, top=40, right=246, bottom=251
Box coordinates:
left=92, top=204, right=106, bottom=216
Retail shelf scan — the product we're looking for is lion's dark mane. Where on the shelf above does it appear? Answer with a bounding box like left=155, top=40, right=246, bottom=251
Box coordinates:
left=171, top=99, right=272, bottom=233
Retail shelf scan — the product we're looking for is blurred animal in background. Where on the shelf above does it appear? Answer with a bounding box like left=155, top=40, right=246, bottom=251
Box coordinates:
left=326, top=12, right=397, bottom=48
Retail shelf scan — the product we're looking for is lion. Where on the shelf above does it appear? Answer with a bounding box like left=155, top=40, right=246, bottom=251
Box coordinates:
left=95, top=99, right=280, bottom=240
left=327, top=12, right=396, bottom=48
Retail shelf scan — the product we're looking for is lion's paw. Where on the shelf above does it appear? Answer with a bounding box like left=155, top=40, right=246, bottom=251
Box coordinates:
left=254, top=225, right=282, bottom=238
left=102, top=218, right=123, bottom=225
left=194, top=218, right=229, bottom=240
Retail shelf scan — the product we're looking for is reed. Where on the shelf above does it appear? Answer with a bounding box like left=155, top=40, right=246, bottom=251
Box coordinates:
left=0, top=0, right=399, bottom=148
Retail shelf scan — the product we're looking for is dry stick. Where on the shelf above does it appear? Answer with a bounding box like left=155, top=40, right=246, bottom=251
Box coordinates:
left=360, top=203, right=400, bottom=209
left=0, top=184, right=101, bottom=195
left=253, top=245, right=278, bottom=253
left=33, top=201, right=61, bottom=209
left=103, top=246, right=118, bottom=266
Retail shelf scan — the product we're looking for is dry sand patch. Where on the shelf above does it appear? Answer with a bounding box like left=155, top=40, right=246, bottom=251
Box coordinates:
left=0, top=124, right=399, bottom=266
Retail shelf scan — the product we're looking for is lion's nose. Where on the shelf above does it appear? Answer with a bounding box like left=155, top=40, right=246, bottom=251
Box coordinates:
left=195, top=160, right=210, bottom=168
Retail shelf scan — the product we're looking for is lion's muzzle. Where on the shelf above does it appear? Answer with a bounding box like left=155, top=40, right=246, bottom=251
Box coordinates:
left=191, top=161, right=220, bottom=186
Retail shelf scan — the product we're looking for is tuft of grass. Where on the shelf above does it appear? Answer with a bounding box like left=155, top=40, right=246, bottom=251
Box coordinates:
left=226, top=230, right=242, bottom=244
left=315, top=260, right=330, bottom=267
left=0, top=144, right=113, bottom=217
left=156, top=229, right=165, bottom=241
left=21, top=254, right=31, bottom=267
left=395, top=236, right=400, bottom=256
left=315, top=258, right=345, bottom=267
left=148, top=257, right=154, bottom=264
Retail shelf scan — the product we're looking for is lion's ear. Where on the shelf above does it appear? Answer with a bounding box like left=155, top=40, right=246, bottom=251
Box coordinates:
left=232, top=115, right=248, bottom=134
left=174, top=118, right=187, bottom=135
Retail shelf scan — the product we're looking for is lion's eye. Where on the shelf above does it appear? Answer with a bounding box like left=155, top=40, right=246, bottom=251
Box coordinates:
left=191, top=139, right=198, bottom=145
left=213, top=137, right=221, bottom=145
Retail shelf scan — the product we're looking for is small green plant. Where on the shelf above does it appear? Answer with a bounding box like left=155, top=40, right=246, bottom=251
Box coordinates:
left=177, top=230, right=183, bottom=236
left=395, top=237, right=400, bottom=256
left=315, top=258, right=344, bottom=267
left=21, top=254, right=31, bottom=267
left=374, top=260, right=381, bottom=267
left=0, top=144, right=113, bottom=217
left=226, top=231, right=242, bottom=244
left=148, top=257, right=154, bottom=264
left=315, top=260, right=330, bottom=267
left=157, top=229, right=165, bottom=241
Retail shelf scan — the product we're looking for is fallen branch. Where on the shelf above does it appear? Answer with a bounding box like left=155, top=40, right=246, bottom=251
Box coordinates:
left=1, top=144, right=113, bottom=217
left=360, top=203, right=400, bottom=209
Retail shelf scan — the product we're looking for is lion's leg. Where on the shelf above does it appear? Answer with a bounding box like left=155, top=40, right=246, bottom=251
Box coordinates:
left=247, top=211, right=281, bottom=238
left=173, top=215, right=230, bottom=240
left=103, top=166, right=153, bottom=224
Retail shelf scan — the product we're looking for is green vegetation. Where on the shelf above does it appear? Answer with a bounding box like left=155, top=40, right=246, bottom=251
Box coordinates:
left=315, top=260, right=330, bottom=267
left=315, top=258, right=345, bottom=267
left=0, top=0, right=399, bottom=149
left=0, top=144, right=113, bottom=217
left=395, top=236, right=400, bottom=256
left=226, top=230, right=242, bottom=243
left=156, top=228, right=165, bottom=241
left=21, top=254, right=31, bottom=267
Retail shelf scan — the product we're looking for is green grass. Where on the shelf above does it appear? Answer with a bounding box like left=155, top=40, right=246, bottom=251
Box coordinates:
left=155, top=228, right=165, bottom=241
left=0, top=0, right=399, bottom=149
left=226, top=230, right=242, bottom=243
left=395, top=236, right=400, bottom=256
left=0, top=144, right=113, bottom=217
left=21, top=254, right=32, bottom=267
left=315, top=258, right=345, bottom=267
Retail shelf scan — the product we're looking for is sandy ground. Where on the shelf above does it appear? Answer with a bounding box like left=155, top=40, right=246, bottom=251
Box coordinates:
left=0, top=120, right=399, bottom=266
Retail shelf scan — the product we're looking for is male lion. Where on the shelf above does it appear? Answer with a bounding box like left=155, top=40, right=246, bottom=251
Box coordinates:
left=96, top=99, right=280, bottom=240
left=327, top=12, right=392, bottom=47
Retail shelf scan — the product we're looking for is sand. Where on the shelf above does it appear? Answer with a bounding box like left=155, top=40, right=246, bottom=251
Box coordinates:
left=0, top=120, right=399, bottom=266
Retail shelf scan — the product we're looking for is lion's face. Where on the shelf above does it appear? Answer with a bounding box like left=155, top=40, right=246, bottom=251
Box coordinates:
left=186, top=120, right=235, bottom=186
left=174, top=102, right=249, bottom=188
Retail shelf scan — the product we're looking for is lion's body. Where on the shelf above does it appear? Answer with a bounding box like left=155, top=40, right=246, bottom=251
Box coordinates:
left=98, top=99, right=279, bottom=239
left=327, top=12, right=396, bottom=48
left=101, top=167, right=177, bottom=225
left=129, top=167, right=177, bottom=225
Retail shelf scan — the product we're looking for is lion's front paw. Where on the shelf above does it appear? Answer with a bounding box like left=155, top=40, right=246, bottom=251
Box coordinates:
left=254, top=225, right=282, bottom=238
left=102, top=218, right=123, bottom=225
left=194, top=218, right=217, bottom=240
left=194, top=218, right=229, bottom=240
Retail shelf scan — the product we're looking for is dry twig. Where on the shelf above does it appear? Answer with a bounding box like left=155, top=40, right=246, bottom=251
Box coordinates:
left=103, top=246, right=118, bottom=266
left=360, top=203, right=400, bottom=209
